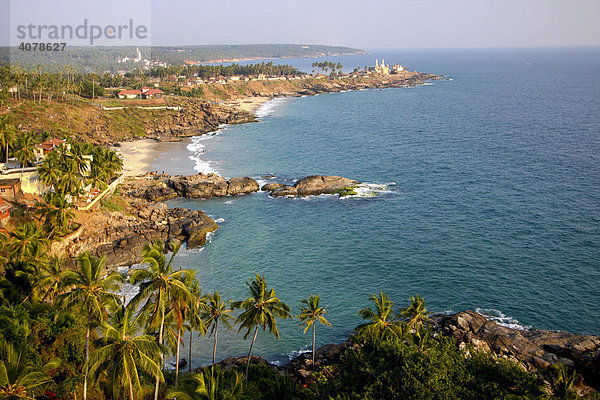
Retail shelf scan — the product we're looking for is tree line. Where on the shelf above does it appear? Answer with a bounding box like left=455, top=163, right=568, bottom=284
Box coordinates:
left=0, top=230, right=578, bottom=398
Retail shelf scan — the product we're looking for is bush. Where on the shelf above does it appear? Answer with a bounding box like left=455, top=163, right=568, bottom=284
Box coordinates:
left=309, top=336, right=542, bottom=400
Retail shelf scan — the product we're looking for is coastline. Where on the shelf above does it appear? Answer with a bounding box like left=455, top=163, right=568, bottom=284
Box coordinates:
left=112, top=139, right=159, bottom=177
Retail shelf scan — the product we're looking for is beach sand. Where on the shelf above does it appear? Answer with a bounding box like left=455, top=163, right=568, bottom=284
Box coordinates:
left=112, top=139, right=158, bottom=177
left=224, top=96, right=271, bottom=113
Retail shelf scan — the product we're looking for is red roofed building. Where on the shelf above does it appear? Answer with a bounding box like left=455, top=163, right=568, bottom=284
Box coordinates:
left=141, top=88, right=164, bottom=99
left=117, top=89, right=142, bottom=99
left=34, top=138, right=68, bottom=161
left=0, top=197, right=10, bottom=221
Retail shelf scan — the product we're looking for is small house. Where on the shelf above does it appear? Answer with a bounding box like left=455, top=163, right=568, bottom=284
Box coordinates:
left=0, top=178, right=22, bottom=199
left=117, top=89, right=142, bottom=99
left=141, top=88, right=164, bottom=99
left=33, top=138, right=68, bottom=161
left=0, top=197, right=10, bottom=221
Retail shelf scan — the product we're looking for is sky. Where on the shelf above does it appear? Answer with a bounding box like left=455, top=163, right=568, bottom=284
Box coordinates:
left=2, top=0, right=600, bottom=49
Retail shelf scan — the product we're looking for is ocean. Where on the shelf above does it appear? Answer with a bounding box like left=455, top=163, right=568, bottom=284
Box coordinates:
left=148, top=48, right=600, bottom=367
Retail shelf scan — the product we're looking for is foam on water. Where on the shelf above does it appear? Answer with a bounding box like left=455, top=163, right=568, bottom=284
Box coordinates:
left=341, top=182, right=395, bottom=199
left=187, top=127, right=227, bottom=174
left=255, top=97, right=288, bottom=118
left=475, top=308, right=531, bottom=331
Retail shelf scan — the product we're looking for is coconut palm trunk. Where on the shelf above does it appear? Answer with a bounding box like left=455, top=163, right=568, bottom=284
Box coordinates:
left=128, top=375, right=135, bottom=400
left=175, top=327, right=181, bottom=386
left=84, top=323, right=90, bottom=400
left=212, top=320, right=218, bottom=365
left=245, top=324, right=259, bottom=377
left=188, top=328, right=193, bottom=372
left=154, top=311, right=165, bottom=400
left=312, top=323, right=316, bottom=370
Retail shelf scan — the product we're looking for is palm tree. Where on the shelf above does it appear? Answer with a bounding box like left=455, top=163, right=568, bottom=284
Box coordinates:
left=59, top=252, right=123, bottom=400
left=167, top=270, right=195, bottom=387
left=0, top=342, right=60, bottom=399
left=36, top=255, right=67, bottom=304
left=202, top=291, right=234, bottom=366
left=41, top=192, right=75, bottom=236
left=88, top=302, right=164, bottom=400
left=56, top=158, right=83, bottom=198
left=129, top=240, right=193, bottom=400
left=356, top=291, right=404, bottom=341
left=69, top=142, right=91, bottom=175
left=185, top=276, right=207, bottom=372
left=14, top=134, right=35, bottom=168
left=232, top=273, right=292, bottom=377
left=298, top=295, right=331, bottom=370
left=86, top=162, right=109, bottom=191
left=37, top=151, right=61, bottom=190
left=7, top=222, right=47, bottom=262
left=0, top=114, right=16, bottom=165
left=400, top=295, right=431, bottom=330
left=166, top=366, right=243, bottom=400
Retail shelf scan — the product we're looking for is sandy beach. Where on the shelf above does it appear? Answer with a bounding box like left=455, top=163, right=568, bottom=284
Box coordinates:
left=112, top=139, right=158, bottom=177
left=224, top=96, right=271, bottom=113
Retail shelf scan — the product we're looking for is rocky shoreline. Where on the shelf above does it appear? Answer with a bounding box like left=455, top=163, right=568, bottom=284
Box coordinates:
left=61, top=173, right=359, bottom=268
left=111, top=72, right=438, bottom=144
left=212, top=311, right=600, bottom=394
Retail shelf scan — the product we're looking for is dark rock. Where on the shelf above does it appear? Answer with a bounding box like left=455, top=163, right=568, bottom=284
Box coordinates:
left=294, top=175, right=358, bottom=196
left=261, top=183, right=285, bottom=191
left=270, top=185, right=298, bottom=197
left=431, top=311, right=600, bottom=390
left=227, top=177, right=259, bottom=196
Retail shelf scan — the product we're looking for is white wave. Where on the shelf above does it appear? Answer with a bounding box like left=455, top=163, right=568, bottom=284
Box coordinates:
left=214, top=217, right=225, bottom=223
left=255, top=98, right=288, bottom=118
left=475, top=308, right=531, bottom=330
left=340, top=182, right=393, bottom=199
left=205, top=231, right=215, bottom=244
left=423, top=83, right=434, bottom=86
left=287, top=346, right=312, bottom=361
left=186, top=130, right=225, bottom=174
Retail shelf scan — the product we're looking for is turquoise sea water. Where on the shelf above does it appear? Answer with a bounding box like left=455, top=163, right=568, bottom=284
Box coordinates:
left=149, top=48, right=600, bottom=367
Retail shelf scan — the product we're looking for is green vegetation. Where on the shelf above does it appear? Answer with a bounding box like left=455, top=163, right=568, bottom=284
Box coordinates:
left=3, top=44, right=364, bottom=73
left=232, top=274, right=292, bottom=377
left=335, top=187, right=358, bottom=197
left=312, top=61, right=344, bottom=76
left=298, top=295, right=331, bottom=371
left=0, top=226, right=590, bottom=399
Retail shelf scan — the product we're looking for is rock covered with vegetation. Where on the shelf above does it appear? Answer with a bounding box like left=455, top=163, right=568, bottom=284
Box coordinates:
left=263, top=175, right=358, bottom=197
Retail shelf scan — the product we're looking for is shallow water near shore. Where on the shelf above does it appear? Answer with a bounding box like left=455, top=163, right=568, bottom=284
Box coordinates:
left=150, top=48, right=600, bottom=367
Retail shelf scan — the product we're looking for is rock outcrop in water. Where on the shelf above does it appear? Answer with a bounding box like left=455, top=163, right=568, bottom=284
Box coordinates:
left=430, top=311, right=600, bottom=385
left=262, top=175, right=358, bottom=197
left=282, top=311, right=600, bottom=391
left=124, top=172, right=260, bottom=201
left=53, top=197, right=218, bottom=268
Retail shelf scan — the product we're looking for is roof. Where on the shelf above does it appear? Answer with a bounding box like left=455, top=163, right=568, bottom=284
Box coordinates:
left=117, top=89, right=142, bottom=95
left=35, top=138, right=66, bottom=150
left=0, top=178, right=20, bottom=187
left=144, top=88, right=164, bottom=95
left=0, top=204, right=10, bottom=212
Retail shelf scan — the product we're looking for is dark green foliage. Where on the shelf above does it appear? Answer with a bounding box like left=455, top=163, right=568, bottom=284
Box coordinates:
left=242, top=365, right=304, bottom=400
left=334, top=187, right=358, bottom=197
left=309, top=336, right=543, bottom=400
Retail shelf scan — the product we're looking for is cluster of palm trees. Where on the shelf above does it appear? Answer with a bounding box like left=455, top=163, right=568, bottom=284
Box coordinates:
left=0, top=234, right=334, bottom=400
left=0, top=65, right=98, bottom=107
left=355, top=292, right=432, bottom=348
left=35, top=141, right=123, bottom=235
left=311, top=61, right=344, bottom=76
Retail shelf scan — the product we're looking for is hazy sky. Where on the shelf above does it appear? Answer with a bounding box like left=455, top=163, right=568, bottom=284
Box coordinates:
left=2, top=0, right=600, bottom=49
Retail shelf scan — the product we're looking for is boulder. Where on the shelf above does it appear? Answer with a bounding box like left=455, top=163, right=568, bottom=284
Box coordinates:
left=294, top=175, right=358, bottom=196
left=227, top=177, right=259, bottom=196
left=261, top=183, right=285, bottom=191
left=270, top=185, right=298, bottom=197
left=167, top=173, right=228, bottom=199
